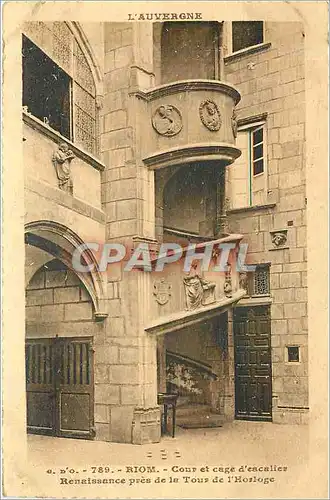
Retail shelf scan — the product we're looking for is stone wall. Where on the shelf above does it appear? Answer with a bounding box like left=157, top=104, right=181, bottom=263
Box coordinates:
left=225, top=22, right=308, bottom=424
left=99, top=23, right=160, bottom=444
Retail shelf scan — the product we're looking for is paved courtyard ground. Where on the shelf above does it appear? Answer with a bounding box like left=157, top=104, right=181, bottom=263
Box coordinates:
left=5, top=420, right=327, bottom=499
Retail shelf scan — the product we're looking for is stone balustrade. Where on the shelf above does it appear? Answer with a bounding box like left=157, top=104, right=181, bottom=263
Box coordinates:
left=133, top=80, right=241, bottom=170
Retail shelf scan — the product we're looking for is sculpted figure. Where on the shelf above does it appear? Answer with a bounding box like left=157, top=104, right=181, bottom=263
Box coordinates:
left=52, top=142, right=75, bottom=194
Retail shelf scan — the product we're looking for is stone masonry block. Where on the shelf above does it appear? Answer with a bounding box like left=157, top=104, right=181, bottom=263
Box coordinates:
left=95, top=384, right=120, bottom=405
left=284, top=302, right=307, bottom=319
left=279, top=170, right=303, bottom=189
left=279, top=124, right=304, bottom=143
left=104, top=50, right=115, bottom=73
left=95, top=404, right=110, bottom=424
left=95, top=365, right=110, bottom=384
left=295, top=288, right=308, bottom=302
left=95, top=345, right=119, bottom=365
left=114, top=46, right=133, bottom=69
left=40, top=304, right=64, bottom=323
left=107, top=316, right=126, bottom=337
left=26, top=289, right=53, bottom=306
left=104, top=110, right=127, bottom=132
left=281, top=141, right=303, bottom=158
left=25, top=306, right=41, bottom=322
left=272, top=288, right=295, bottom=304
left=287, top=318, right=304, bottom=335
left=104, top=67, right=130, bottom=93
left=109, top=365, right=139, bottom=384
left=27, top=271, right=45, bottom=289
left=271, top=303, right=284, bottom=319
left=95, top=423, right=111, bottom=442
left=107, top=220, right=138, bottom=239
left=101, top=128, right=132, bottom=152
left=271, top=319, right=288, bottom=335
left=108, top=179, right=137, bottom=201
left=296, top=226, right=307, bottom=247
left=110, top=406, right=134, bottom=443
left=283, top=262, right=306, bottom=273
left=53, top=287, right=80, bottom=304
left=270, top=273, right=280, bottom=289
left=64, top=302, right=93, bottom=321
left=116, top=199, right=137, bottom=220
left=107, top=299, right=122, bottom=317
left=279, top=272, right=301, bottom=288
left=289, top=248, right=305, bottom=263
left=119, top=347, right=139, bottom=364
left=120, top=385, right=140, bottom=405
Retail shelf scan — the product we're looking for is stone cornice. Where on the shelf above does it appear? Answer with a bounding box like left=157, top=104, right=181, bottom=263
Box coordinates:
left=224, top=42, right=272, bottom=64
left=132, top=79, right=241, bottom=105
left=143, top=143, right=241, bottom=169
left=23, top=111, right=105, bottom=172
left=145, top=289, right=246, bottom=336
left=25, top=176, right=106, bottom=224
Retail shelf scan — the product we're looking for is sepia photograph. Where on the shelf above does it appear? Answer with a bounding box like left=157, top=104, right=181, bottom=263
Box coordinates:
left=2, top=1, right=328, bottom=499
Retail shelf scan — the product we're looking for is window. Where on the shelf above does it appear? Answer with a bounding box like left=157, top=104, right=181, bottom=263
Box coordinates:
left=23, top=35, right=71, bottom=139
left=252, top=265, right=270, bottom=296
left=241, top=264, right=270, bottom=297
left=161, top=22, right=219, bottom=83
left=232, top=21, right=264, bottom=53
left=22, top=23, right=97, bottom=155
left=228, top=118, right=267, bottom=209
left=251, top=126, right=264, bottom=176
left=287, top=346, right=300, bottom=363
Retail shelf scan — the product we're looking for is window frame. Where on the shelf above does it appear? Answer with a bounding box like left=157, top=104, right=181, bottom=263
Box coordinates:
left=237, top=119, right=268, bottom=207
left=22, top=25, right=98, bottom=156
left=245, top=263, right=271, bottom=298
left=228, top=21, right=265, bottom=55
left=22, top=35, right=73, bottom=141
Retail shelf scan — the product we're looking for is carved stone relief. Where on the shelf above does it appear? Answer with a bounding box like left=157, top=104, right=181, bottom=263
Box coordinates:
left=152, top=105, right=182, bottom=136
left=239, top=271, right=249, bottom=295
left=224, top=264, right=233, bottom=298
left=183, top=268, right=216, bottom=311
left=199, top=100, right=221, bottom=131
left=231, top=109, right=238, bottom=138
left=270, top=229, right=288, bottom=248
left=153, top=278, right=172, bottom=305
left=52, top=142, right=75, bottom=194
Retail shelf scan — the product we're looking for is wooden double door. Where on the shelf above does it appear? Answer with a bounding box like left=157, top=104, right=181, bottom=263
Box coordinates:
left=234, top=306, right=272, bottom=421
left=25, top=337, right=94, bottom=439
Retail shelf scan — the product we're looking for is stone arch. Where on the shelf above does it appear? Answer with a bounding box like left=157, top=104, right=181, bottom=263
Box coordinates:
left=25, top=220, right=107, bottom=320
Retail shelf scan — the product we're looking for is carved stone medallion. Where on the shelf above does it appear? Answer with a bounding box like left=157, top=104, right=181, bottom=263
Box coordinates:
left=199, top=100, right=221, bottom=131
left=152, top=105, right=182, bottom=137
left=153, top=278, right=172, bottom=305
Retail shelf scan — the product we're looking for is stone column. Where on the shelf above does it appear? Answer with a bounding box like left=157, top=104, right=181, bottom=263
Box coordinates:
left=99, top=22, right=160, bottom=444
left=215, top=165, right=229, bottom=237
left=222, top=309, right=235, bottom=421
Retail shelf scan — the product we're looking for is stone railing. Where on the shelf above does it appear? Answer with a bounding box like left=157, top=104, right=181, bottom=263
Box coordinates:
left=133, top=79, right=241, bottom=170
left=146, top=234, right=246, bottom=335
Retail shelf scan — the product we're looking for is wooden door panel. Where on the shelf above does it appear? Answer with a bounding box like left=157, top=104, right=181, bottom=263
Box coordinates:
left=57, top=338, right=94, bottom=438
left=234, top=306, right=272, bottom=421
left=26, top=340, right=55, bottom=434
left=26, top=337, right=94, bottom=439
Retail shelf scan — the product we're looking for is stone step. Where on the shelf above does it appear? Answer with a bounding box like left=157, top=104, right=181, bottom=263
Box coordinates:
left=175, top=404, right=216, bottom=417
left=168, top=404, right=225, bottom=429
